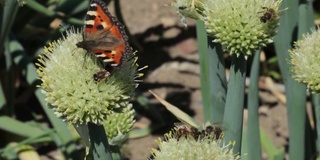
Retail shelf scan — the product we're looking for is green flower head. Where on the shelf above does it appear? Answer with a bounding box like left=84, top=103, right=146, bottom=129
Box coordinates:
left=171, top=0, right=204, bottom=26
left=202, top=0, right=283, bottom=59
left=36, top=28, right=141, bottom=125
left=150, top=131, right=240, bottom=160
left=290, top=28, right=320, bottom=93
left=74, top=103, right=136, bottom=146
left=104, top=103, right=135, bottom=145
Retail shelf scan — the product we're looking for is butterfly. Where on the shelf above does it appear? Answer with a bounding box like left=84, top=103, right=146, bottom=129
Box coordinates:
left=76, top=0, right=132, bottom=74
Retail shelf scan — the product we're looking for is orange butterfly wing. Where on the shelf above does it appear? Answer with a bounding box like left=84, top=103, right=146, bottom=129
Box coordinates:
left=78, top=0, right=131, bottom=67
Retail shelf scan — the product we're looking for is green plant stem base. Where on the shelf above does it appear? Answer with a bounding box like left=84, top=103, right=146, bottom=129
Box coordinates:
left=88, top=122, right=113, bottom=160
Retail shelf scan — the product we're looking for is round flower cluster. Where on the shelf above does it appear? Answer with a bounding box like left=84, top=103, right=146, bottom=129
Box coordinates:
left=172, top=0, right=284, bottom=59
left=203, top=0, right=282, bottom=58
left=151, top=130, right=239, bottom=160
left=290, top=29, right=320, bottom=93
left=37, top=29, right=139, bottom=125
left=104, top=104, right=135, bottom=145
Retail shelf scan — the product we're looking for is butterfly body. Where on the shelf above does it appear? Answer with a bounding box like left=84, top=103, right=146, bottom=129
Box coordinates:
left=76, top=30, right=122, bottom=52
left=77, top=0, right=132, bottom=68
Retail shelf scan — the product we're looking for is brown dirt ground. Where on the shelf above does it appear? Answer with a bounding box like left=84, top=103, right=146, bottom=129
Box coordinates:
left=109, top=1, right=289, bottom=159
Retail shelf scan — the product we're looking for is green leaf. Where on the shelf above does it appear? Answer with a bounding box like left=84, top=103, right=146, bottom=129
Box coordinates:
left=260, top=128, right=285, bottom=160
left=0, top=116, right=52, bottom=143
left=88, top=123, right=113, bottom=160
left=246, top=50, right=262, bottom=160
left=196, top=20, right=226, bottom=123
left=0, top=0, right=18, bottom=52
left=223, top=54, right=247, bottom=154
left=9, top=33, right=79, bottom=159
left=273, top=0, right=314, bottom=159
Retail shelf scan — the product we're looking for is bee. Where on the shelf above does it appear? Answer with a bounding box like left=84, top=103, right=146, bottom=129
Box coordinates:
left=93, top=69, right=110, bottom=82
left=203, top=124, right=223, bottom=139
left=178, top=6, right=187, bottom=10
left=174, top=123, right=200, bottom=140
left=259, top=7, right=276, bottom=23
left=173, top=121, right=226, bottom=141
left=178, top=0, right=195, bottom=10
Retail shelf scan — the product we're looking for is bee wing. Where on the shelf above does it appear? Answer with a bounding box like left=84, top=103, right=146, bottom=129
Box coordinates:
left=174, top=122, right=185, bottom=127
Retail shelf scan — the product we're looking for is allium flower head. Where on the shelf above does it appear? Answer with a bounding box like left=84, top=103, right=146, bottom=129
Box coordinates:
left=74, top=103, right=135, bottom=146
left=202, top=0, right=283, bottom=58
left=36, top=29, right=140, bottom=124
left=290, top=29, right=320, bottom=93
left=150, top=131, right=240, bottom=160
left=104, top=104, right=135, bottom=145
left=171, top=0, right=204, bottom=26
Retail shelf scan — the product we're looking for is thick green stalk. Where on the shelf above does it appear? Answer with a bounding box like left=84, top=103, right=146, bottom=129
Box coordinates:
left=0, top=82, right=5, bottom=110
left=279, top=23, right=307, bottom=160
left=110, top=146, right=122, bottom=160
left=88, top=123, right=113, bottom=160
left=196, top=20, right=226, bottom=123
left=0, top=0, right=4, bottom=110
left=1, top=0, right=18, bottom=115
left=274, top=0, right=297, bottom=76
left=246, top=50, right=262, bottom=159
left=312, top=94, right=320, bottom=159
left=299, top=1, right=315, bottom=159
left=223, top=54, right=247, bottom=154
left=0, top=0, right=18, bottom=52
left=3, top=38, right=14, bottom=115
left=274, top=0, right=313, bottom=159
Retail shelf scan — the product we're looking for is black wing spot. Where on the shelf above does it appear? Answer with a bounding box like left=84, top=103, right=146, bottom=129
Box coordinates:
left=88, top=5, right=97, bottom=11
left=85, top=24, right=94, bottom=29
left=86, top=15, right=96, bottom=21
left=96, top=25, right=104, bottom=30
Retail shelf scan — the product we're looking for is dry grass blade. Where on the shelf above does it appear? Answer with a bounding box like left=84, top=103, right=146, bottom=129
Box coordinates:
left=149, top=90, right=200, bottom=129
